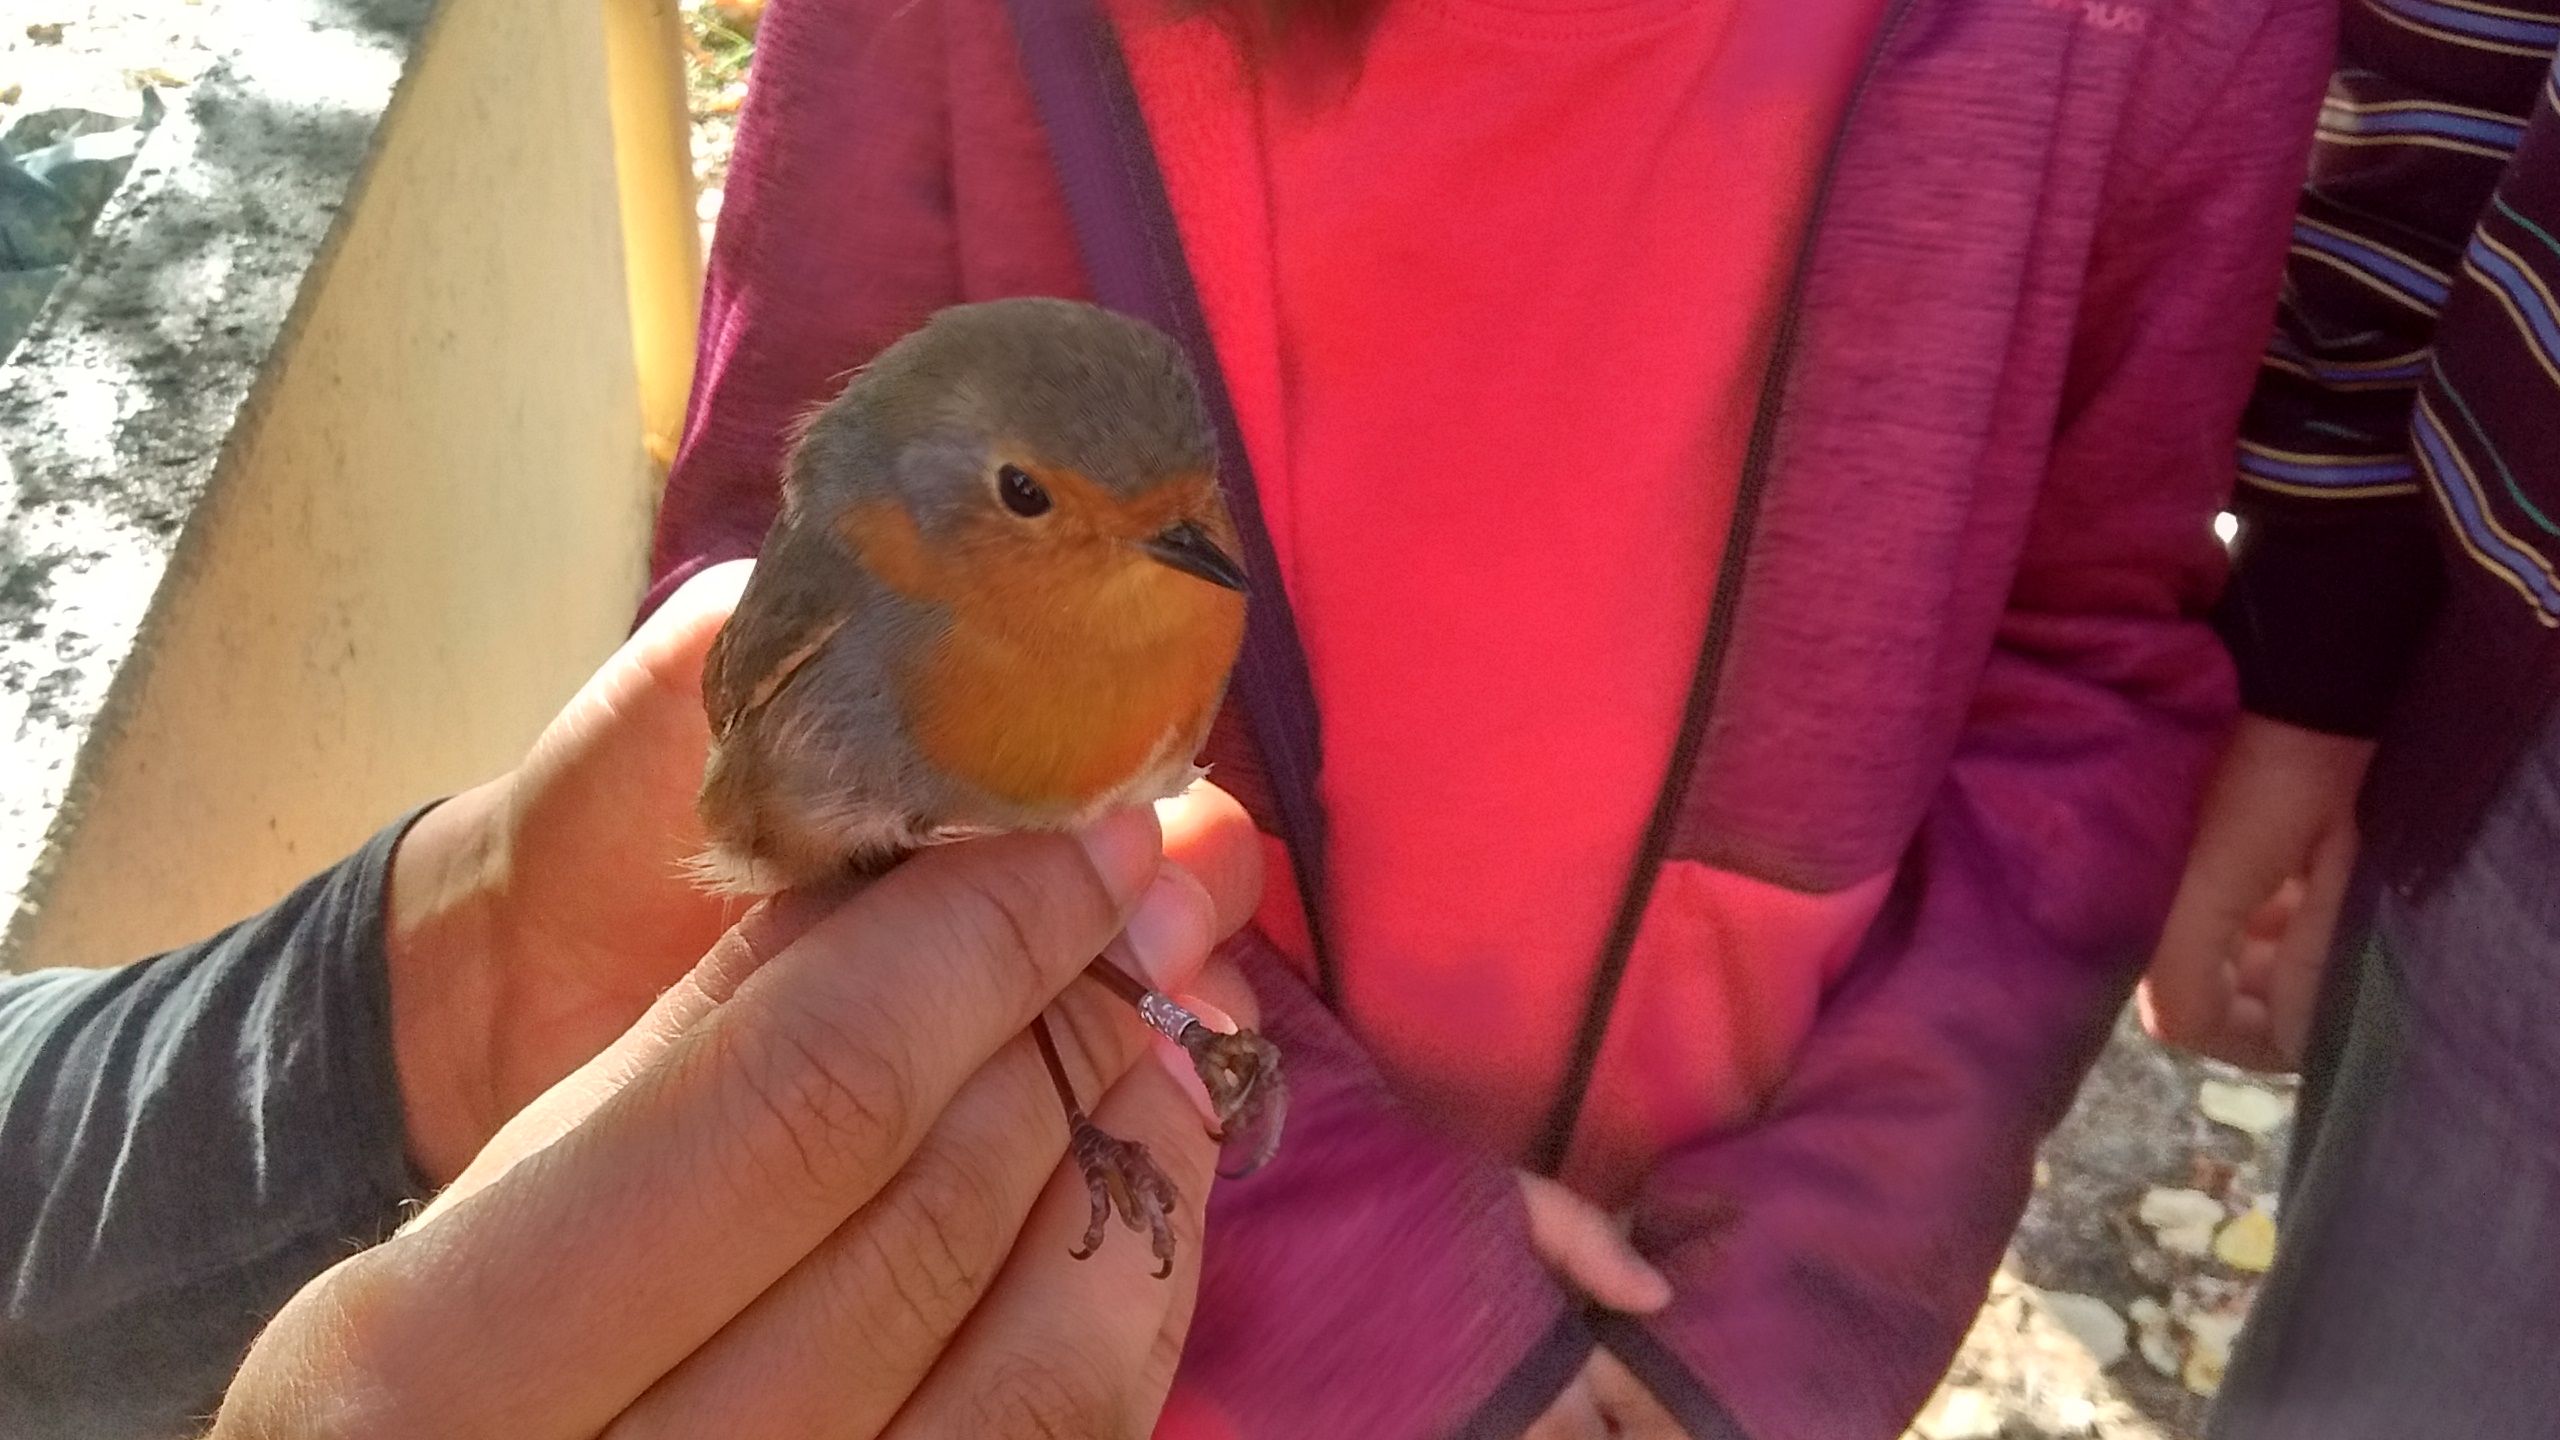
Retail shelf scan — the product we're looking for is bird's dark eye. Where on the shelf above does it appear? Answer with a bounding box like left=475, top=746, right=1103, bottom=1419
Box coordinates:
left=997, top=464, right=1053, bottom=518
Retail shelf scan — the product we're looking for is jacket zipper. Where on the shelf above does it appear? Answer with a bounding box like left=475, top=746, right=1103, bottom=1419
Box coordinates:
left=1526, top=0, right=1927, bottom=1177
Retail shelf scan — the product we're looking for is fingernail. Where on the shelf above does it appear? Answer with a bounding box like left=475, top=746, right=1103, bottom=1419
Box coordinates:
left=1073, top=805, right=1162, bottom=907
left=1119, top=869, right=1216, bottom=992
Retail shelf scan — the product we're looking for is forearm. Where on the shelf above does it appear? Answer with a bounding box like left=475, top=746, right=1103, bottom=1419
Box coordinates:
left=0, top=817, right=430, bottom=1437
left=2215, top=505, right=2442, bottom=735
left=2220, top=3, right=2556, bottom=731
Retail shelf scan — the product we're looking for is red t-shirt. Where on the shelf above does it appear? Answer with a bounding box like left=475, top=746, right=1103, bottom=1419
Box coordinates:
left=1121, top=0, right=1887, bottom=1191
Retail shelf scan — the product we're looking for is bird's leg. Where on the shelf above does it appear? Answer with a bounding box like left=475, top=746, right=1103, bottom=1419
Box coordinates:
left=1084, top=959, right=1288, bottom=1179
left=1031, top=1013, right=1179, bottom=1278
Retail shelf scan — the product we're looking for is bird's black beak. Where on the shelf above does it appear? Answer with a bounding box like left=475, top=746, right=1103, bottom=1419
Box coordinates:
left=1141, top=519, right=1248, bottom=592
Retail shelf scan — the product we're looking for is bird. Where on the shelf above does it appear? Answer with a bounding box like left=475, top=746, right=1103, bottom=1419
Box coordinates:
left=695, top=297, right=1284, bottom=1276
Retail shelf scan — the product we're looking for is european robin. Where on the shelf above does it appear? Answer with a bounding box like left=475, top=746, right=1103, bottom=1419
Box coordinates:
left=697, top=298, right=1284, bottom=1275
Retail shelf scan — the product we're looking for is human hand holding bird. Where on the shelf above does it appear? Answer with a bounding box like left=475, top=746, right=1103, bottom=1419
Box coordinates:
left=695, top=299, right=1288, bottom=1274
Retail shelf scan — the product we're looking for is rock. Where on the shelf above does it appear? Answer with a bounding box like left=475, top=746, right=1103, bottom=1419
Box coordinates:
left=2183, top=1343, right=2226, bottom=1397
left=2186, top=1307, right=2245, bottom=1361
left=2129, top=1296, right=2182, bottom=1377
left=2139, top=1186, right=2225, bottom=1228
left=2214, top=1208, right=2279, bottom=1273
left=2160, top=1219, right=2218, bottom=1257
left=2198, top=1079, right=2293, bottom=1137
left=2139, top=1186, right=2226, bottom=1256
left=2182, top=1307, right=2247, bottom=1397
left=1912, top=1386, right=2002, bottom=1440
left=2034, top=1288, right=2129, bottom=1370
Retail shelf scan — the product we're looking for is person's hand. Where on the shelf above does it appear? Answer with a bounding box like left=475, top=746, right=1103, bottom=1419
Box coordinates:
left=1518, top=1172, right=1670, bottom=1314
left=1516, top=1172, right=1683, bottom=1437
left=215, top=795, right=1265, bottom=1439
left=384, top=559, right=1264, bottom=1182
left=383, top=562, right=760, bottom=1182
left=1524, top=1349, right=1686, bottom=1440
left=2140, top=713, right=2375, bottom=1071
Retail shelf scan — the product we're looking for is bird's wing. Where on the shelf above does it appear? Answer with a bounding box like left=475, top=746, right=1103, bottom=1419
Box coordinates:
left=702, top=558, right=851, bottom=742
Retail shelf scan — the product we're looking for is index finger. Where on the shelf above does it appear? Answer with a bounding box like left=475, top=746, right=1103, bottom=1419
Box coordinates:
left=339, top=810, right=1164, bottom=1438
left=879, top=962, right=1263, bottom=1440
left=1156, top=782, right=1261, bottom=941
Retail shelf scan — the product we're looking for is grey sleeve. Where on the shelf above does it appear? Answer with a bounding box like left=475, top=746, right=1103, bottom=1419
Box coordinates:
left=0, top=811, right=434, bottom=1439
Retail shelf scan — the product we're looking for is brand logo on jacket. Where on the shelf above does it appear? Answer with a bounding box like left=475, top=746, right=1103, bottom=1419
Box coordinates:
left=2032, top=0, right=2149, bottom=34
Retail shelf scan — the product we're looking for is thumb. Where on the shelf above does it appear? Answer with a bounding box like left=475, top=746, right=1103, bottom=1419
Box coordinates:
left=1518, top=1172, right=1672, bottom=1315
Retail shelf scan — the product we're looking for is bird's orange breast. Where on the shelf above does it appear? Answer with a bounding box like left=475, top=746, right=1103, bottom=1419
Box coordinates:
left=846, top=499, right=1246, bottom=814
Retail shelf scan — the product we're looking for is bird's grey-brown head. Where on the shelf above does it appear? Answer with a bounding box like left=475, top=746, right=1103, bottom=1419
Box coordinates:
left=787, top=298, right=1244, bottom=596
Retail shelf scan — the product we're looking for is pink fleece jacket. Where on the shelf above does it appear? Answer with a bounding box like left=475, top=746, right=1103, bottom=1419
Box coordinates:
left=1116, top=0, right=1892, bottom=1196
left=644, top=0, right=2332, bottom=1432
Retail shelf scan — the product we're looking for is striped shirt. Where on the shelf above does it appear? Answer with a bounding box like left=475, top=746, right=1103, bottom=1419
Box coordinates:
left=2223, top=0, right=2560, bottom=734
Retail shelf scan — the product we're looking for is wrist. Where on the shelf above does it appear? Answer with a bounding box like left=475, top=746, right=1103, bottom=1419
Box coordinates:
left=384, top=777, right=513, bottom=1186
left=2229, top=712, right=2377, bottom=811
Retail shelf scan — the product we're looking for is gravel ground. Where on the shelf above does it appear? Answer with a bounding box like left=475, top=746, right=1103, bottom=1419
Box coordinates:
left=1909, top=1013, right=2292, bottom=1440
left=0, top=0, right=215, bottom=125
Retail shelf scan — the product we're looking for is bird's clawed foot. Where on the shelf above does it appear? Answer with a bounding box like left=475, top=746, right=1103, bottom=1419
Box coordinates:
left=1134, top=990, right=1288, bottom=1178
left=1066, top=1113, right=1181, bottom=1279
